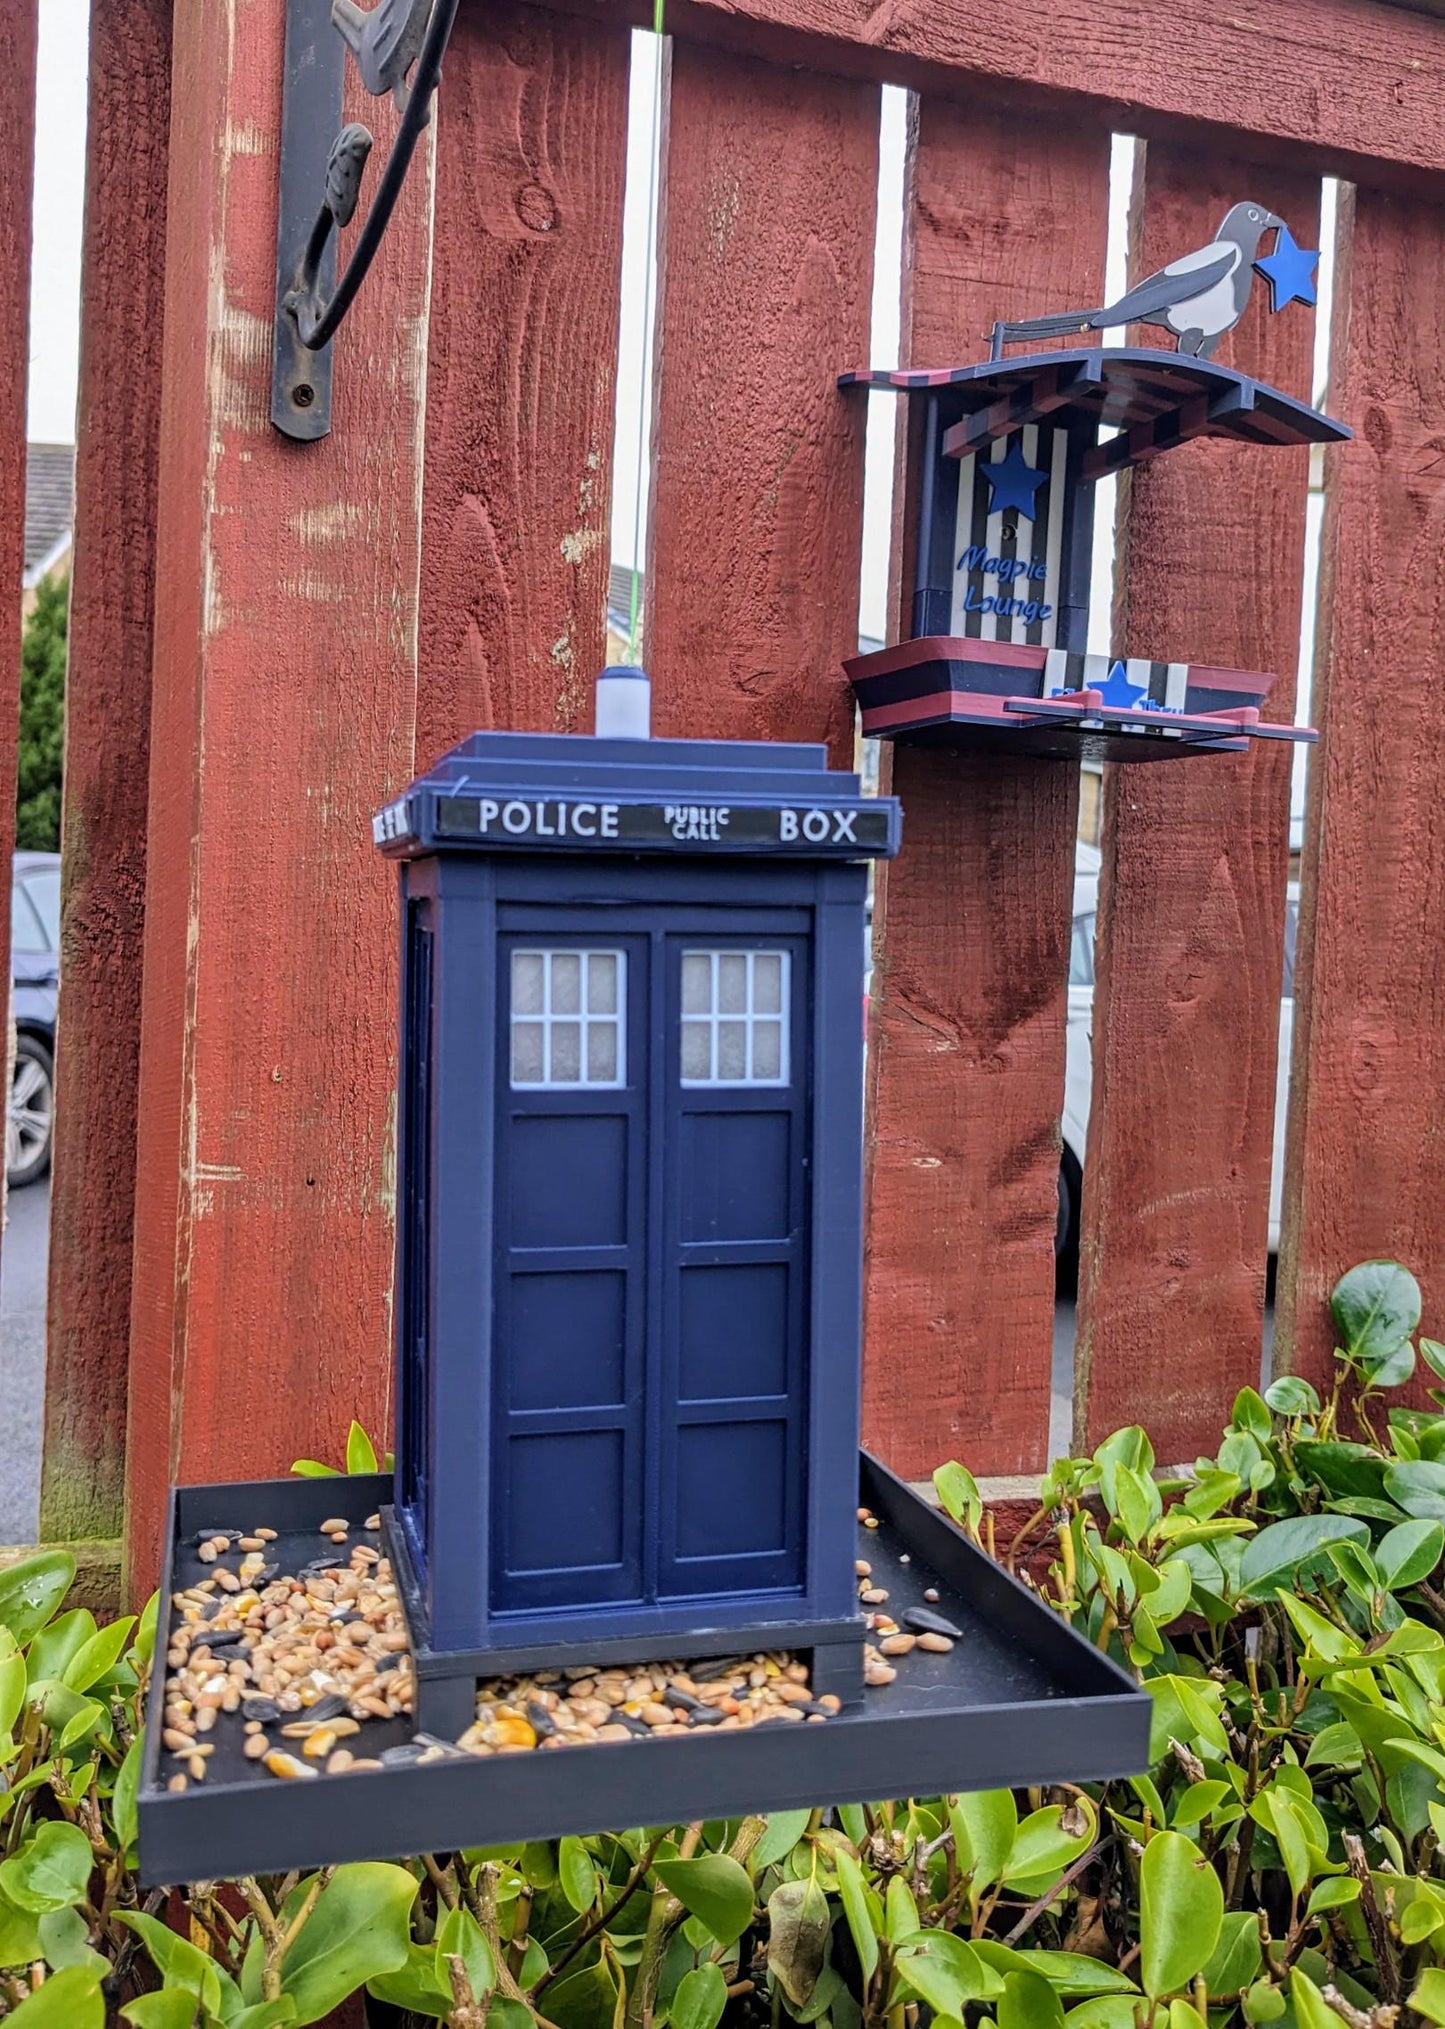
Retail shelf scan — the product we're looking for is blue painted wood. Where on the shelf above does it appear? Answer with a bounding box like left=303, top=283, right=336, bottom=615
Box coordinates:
left=378, top=729, right=898, bottom=1681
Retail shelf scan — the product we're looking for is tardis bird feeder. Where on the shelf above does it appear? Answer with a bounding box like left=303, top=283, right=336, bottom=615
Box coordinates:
left=373, top=670, right=905, bottom=1736
left=843, top=203, right=1350, bottom=761
left=137, top=670, right=1153, bottom=1885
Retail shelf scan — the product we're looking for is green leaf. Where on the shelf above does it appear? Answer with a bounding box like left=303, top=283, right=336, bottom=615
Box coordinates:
left=752, top=1810, right=812, bottom=1869
left=1265, top=1375, right=1320, bottom=1417
left=1412, top=1967, right=1445, bottom=2025
left=0, top=1822, right=94, bottom=1914
left=366, top=1943, right=452, bottom=2018
left=116, top=1912, right=229, bottom=2016
left=277, top=1863, right=418, bottom=2025
left=133, top=1590, right=160, bottom=1668
left=1167, top=2005, right=1206, bottom=2029
left=121, top=1995, right=207, bottom=2029
left=672, top=1962, right=728, bottom=2029
left=1171, top=1780, right=1230, bottom=1829
left=766, top=1878, right=831, bottom=2008
left=62, top=1614, right=135, bottom=1692
left=434, top=1902, right=494, bottom=2004
left=884, top=1874, right=918, bottom=1941
left=934, top=1461, right=983, bottom=1534
left=1306, top=1877, right=1360, bottom=1916
left=998, top=1968, right=1065, bottom=2029
left=1243, top=1981, right=1287, bottom=2022
left=653, top=1855, right=754, bottom=1947
left=37, top=1904, right=104, bottom=1972
left=0, top=1887, right=44, bottom=1968
left=892, top=1931, right=999, bottom=2013
left=345, top=1421, right=380, bottom=1474
left=1384, top=1460, right=1445, bottom=1520
left=26, top=1608, right=95, bottom=1684
left=1233, top=1387, right=1273, bottom=1441
left=949, top=1790, right=1017, bottom=1891
left=1003, top=1800, right=1096, bottom=1891
left=232, top=2006, right=300, bottom=2029
left=1139, top=1831, right=1223, bottom=2000
left=1290, top=1967, right=1349, bottom=2028
left=289, top=1459, right=338, bottom=1478
left=1238, top=1516, right=1369, bottom=1597
left=558, top=1836, right=597, bottom=1914
left=832, top=1846, right=878, bottom=1984
left=0, top=1639, right=26, bottom=1738
left=113, top=1735, right=142, bottom=1854
left=1332, top=1259, right=1421, bottom=1372
left=57, top=1698, right=104, bottom=1752
left=1199, top=1910, right=1261, bottom=1996
left=1007, top=1951, right=1136, bottom=1996
left=1377, top=1517, right=1444, bottom=1589
left=8, top=1965, right=105, bottom=2027
left=1063, top=2003, right=1145, bottom=2029
left=0, top=1552, right=76, bottom=1646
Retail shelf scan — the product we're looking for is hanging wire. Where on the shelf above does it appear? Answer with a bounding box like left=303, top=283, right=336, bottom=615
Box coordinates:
left=626, top=0, right=667, bottom=662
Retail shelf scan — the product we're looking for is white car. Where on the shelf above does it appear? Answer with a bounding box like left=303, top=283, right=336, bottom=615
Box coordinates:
left=1060, top=842, right=1298, bottom=1257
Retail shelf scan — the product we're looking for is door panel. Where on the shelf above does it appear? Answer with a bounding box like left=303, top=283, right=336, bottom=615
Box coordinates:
left=660, top=935, right=809, bottom=1600
left=491, top=934, right=647, bottom=1614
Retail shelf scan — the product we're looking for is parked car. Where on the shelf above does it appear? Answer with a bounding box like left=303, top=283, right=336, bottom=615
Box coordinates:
left=1061, top=843, right=1298, bottom=1256
left=9, top=851, right=59, bottom=1189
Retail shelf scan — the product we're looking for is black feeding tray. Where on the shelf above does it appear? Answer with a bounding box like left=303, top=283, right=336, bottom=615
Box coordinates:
left=137, top=1456, right=1148, bottom=1886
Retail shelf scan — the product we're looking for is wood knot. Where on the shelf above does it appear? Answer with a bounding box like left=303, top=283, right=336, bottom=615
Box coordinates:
left=516, top=183, right=559, bottom=233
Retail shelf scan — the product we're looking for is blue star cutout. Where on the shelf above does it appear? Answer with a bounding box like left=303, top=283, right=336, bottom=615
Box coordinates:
left=1255, top=224, right=1319, bottom=313
left=1096, top=659, right=1150, bottom=710
left=980, top=440, right=1047, bottom=520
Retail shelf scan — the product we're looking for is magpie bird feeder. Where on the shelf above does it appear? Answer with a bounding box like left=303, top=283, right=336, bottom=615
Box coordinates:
left=137, top=672, right=1150, bottom=1885
left=843, top=204, right=1350, bottom=760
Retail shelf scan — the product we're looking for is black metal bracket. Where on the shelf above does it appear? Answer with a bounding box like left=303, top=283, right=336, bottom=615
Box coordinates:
left=271, top=0, right=460, bottom=442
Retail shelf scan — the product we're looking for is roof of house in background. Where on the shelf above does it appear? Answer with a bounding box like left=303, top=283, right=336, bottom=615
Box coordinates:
left=23, top=443, right=75, bottom=584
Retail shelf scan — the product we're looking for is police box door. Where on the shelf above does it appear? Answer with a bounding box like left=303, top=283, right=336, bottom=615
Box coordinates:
left=491, top=920, right=809, bottom=1619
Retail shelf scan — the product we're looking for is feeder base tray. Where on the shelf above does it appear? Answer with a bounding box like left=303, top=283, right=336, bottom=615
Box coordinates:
left=138, top=1455, right=1148, bottom=1886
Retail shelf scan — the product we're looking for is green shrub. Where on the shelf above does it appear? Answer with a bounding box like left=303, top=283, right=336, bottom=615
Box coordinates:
left=16, top=574, right=67, bottom=855
left=4, top=1263, right=1445, bottom=2025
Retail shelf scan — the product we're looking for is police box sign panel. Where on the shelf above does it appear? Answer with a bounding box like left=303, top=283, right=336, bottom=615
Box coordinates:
left=374, top=794, right=894, bottom=856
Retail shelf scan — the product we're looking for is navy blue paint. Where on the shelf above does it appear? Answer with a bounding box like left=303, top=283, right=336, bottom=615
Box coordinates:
left=378, top=731, right=899, bottom=1681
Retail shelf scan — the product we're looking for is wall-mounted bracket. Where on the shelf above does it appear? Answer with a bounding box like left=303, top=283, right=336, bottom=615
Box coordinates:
left=271, top=0, right=459, bottom=442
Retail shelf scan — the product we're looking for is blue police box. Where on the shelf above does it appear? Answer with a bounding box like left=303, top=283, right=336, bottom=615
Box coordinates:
left=372, top=670, right=902, bottom=1736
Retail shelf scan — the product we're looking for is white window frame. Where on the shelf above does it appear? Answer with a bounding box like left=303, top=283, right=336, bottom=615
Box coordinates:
left=510, top=948, right=627, bottom=1090
left=680, top=948, right=790, bottom=1088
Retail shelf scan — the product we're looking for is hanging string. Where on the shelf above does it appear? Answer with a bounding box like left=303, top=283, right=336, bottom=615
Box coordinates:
left=626, top=0, right=666, bottom=662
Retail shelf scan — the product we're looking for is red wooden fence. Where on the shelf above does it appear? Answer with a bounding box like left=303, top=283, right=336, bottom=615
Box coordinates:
left=3, top=0, right=1445, bottom=1584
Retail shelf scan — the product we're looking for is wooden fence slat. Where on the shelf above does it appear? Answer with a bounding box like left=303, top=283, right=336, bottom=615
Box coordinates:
left=861, top=100, right=1108, bottom=1481
left=124, top=12, right=435, bottom=1594
left=0, top=0, right=37, bottom=1215
left=1275, top=184, right=1445, bottom=1391
left=39, top=0, right=172, bottom=1549
left=418, top=2, right=630, bottom=760
left=645, top=41, right=878, bottom=762
left=1074, top=152, right=1319, bottom=1459
left=610, top=0, right=1445, bottom=192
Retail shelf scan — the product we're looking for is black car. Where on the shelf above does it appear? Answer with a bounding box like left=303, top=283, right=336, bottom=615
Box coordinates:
left=10, top=851, right=59, bottom=1189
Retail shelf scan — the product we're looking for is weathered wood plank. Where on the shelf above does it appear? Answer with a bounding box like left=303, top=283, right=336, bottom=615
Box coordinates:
left=861, top=100, right=1107, bottom=1480
left=1275, top=184, right=1445, bottom=1391
left=554, top=0, right=1445, bottom=194
left=40, top=0, right=172, bottom=1548
left=418, top=2, right=630, bottom=761
left=645, top=42, right=878, bottom=759
left=124, top=14, right=435, bottom=1593
left=1074, top=152, right=1318, bottom=1459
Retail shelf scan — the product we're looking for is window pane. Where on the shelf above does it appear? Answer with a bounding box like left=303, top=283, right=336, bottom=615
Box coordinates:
left=682, top=952, right=711, bottom=1014
left=24, top=871, right=59, bottom=950
left=681, top=1021, right=711, bottom=1081
left=551, top=952, right=581, bottom=1014
left=717, top=1020, right=748, bottom=1080
left=550, top=1022, right=582, bottom=1081
left=752, top=1021, right=782, bottom=1081
left=753, top=953, right=782, bottom=1014
left=587, top=1023, right=618, bottom=1082
left=512, top=952, right=545, bottom=1014
left=718, top=953, right=748, bottom=1014
left=587, top=952, right=618, bottom=1014
left=511, top=1022, right=545, bottom=1084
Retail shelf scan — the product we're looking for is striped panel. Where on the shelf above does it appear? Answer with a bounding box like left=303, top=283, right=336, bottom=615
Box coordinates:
left=1044, top=650, right=1190, bottom=710
left=949, top=425, right=1065, bottom=647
